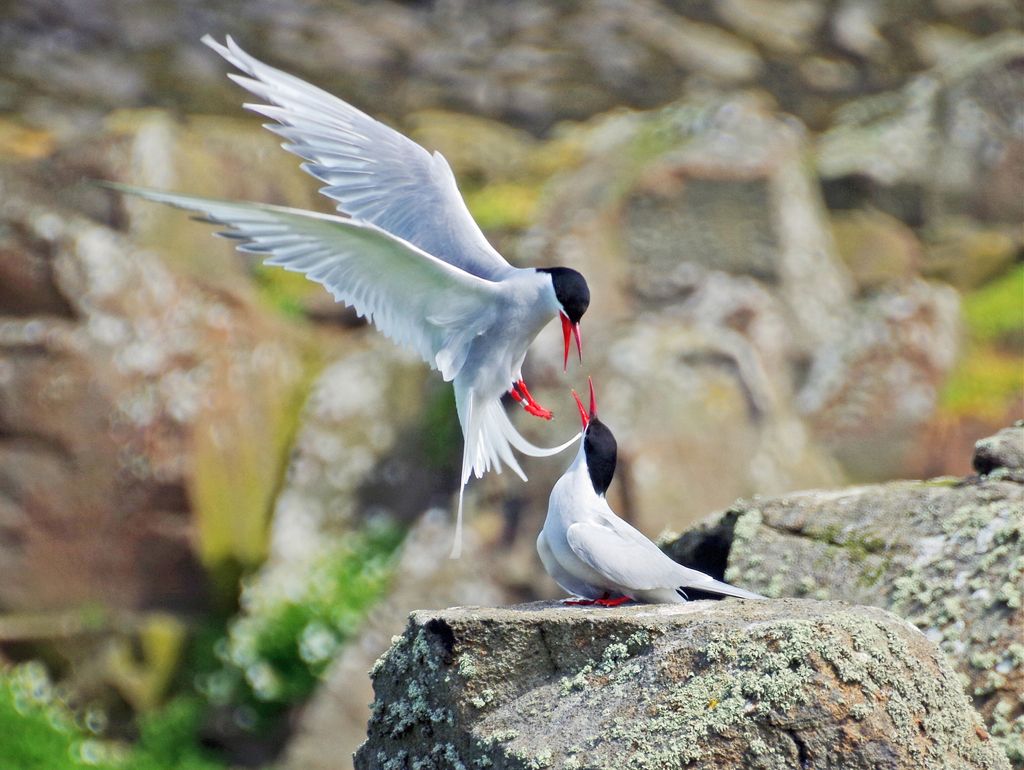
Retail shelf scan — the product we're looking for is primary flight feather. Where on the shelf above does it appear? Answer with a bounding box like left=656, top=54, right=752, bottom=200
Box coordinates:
left=107, top=36, right=591, bottom=557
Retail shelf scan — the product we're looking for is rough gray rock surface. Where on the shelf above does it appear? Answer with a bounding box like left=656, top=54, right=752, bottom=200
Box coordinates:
left=974, top=423, right=1024, bottom=479
left=665, top=429, right=1024, bottom=763
left=355, top=600, right=1008, bottom=770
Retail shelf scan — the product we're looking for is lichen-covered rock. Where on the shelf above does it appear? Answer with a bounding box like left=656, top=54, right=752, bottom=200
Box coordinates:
left=355, top=600, right=1008, bottom=770
left=974, top=423, right=1024, bottom=478
left=666, top=433, right=1024, bottom=763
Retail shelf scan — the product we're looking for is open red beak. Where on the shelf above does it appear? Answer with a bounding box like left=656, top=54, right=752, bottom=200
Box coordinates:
left=570, top=376, right=597, bottom=430
left=560, top=312, right=583, bottom=372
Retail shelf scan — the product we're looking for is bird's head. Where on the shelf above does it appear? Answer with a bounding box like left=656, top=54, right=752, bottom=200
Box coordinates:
left=571, top=377, right=617, bottom=496
left=538, top=267, right=589, bottom=371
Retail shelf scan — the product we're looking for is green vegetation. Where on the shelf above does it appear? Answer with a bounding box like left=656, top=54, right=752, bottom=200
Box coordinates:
left=203, top=521, right=405, bottom=714
left=0, top=664, right=224, bottom=770
left=252, top=262, right=321, bottom=319
left=123, top=697, right=226, bottom=770
left=0, top=662, right=119, bottom=770
left=190, top=334, right=321, bottom=606
left=941, top=265, right=1024, bottom=420
left=962, top=264, right=1024, bottom=345
left=0, top=519, right=406, bottom=768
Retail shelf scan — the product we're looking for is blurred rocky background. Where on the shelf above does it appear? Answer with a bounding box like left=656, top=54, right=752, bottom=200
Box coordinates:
left=0, top=1, right=1020, bottom=768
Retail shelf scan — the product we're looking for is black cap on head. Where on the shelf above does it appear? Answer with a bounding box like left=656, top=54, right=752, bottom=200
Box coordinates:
left=583, top=418, right=617, bottom=496
left=539, top=267, right=590, bottom=324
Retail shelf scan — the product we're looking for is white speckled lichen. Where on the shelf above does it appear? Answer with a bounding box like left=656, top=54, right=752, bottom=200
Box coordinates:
left=715, top=476, right=1023, bottom=764
left=355, top=602, right=1009, bottom=770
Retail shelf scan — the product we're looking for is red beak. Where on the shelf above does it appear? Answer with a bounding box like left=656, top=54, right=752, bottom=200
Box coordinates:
left=571, top=376, right=597, bottom=429
left=571, top=389, right=589, bottom=429
left=560, top=312, right=582, bottom=372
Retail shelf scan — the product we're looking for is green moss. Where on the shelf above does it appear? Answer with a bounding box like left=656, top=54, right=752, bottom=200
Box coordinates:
left=419, top=385, right=462, bottom=472
left=207, top=521, right=404, bottom=715
left=191, top=330, right=322, bottom=606
left=963, top=265, right=1024, bottom=346
left=941, top=347, right=1024, bottom=420
left=941, top=264, right=1024, bottom=420
left=126, top=697, right=225, bottom=770
left=0, top=662, right=121, bottom=770
left=464, top=183, right=541, bottom=230
left=0, top=665, right=225, bottom=770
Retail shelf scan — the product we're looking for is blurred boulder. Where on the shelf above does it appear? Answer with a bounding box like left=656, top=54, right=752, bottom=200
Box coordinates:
left=2, top=0, right=1016, bottom=138
left=511, top=94, right=848, bottom=539
left=258, top=339, right=434, bottom=587
left=973, top=422, right=1024, bottom=478
left=526, top=92, right=853, bottom=354
left=830, top=208, right=921, bottom=292
left=665, top=423, right=1024, bottom=762
left=818, top=32, right=1024, bottom=227
left=284, top=509, right=511, bottom=770
left=356, top=600, right=1008, bottom=770
left=0, top=198, right=303, bottom=613
left=0, top=119, right=314, bottom=614
left=797, top=279, right=961, bottom=479
left=232, top=335, right=460, bottom=650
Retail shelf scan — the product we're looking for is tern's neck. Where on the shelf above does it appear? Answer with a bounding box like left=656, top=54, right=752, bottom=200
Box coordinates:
left=565, top=441, right=599, bottom=495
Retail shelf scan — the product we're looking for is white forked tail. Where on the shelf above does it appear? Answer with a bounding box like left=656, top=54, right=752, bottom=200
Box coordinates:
left=449, top=390, right=581, bottom=559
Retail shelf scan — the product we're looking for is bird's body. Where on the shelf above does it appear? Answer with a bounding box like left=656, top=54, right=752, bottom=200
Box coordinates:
left=107, top=36, right=590, bottom=557
left=538, top=382, right=764, bottom=604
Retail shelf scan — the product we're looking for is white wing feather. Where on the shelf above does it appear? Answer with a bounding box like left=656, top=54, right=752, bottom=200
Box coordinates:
left=566, top=517, right=765, bottom=601
left=202, top=35, right=513, bottom=281
left=107, top=183, right=498, bottom=380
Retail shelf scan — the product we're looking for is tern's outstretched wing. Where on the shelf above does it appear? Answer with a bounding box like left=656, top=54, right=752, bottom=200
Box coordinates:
left=566, top=516, right=764, bottom=601
left=202, top=35, right=513, bottom=281
left=107, top=184, right=499, bottom=381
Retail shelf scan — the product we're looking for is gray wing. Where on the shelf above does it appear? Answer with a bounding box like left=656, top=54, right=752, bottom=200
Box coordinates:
left=565, top=515, right=764, bottom=601
left=108, top=183, right=499, bottom=381
left=537, top=529, right=602, bottom=600
left=202, top=35, right=513, bottom=280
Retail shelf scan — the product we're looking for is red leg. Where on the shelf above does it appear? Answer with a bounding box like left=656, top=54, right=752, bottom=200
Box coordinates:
left=562, top=592, right=631, bottom=607
left=515, top=379, right=553, bottom=420
left=595, top=595, right=632, bottom=607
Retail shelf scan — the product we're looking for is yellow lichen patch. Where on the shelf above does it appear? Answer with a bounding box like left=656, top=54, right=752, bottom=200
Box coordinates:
left=940, top=347, right=1023, bottom=420
left=407, top=110, right=538, bottom=182
left=464, top=183, right=541, bottom=231
left=189, top=325, right=321, bottom=589
left=105, top=613, right=188, bottom=713
left=0, top=120, right=55, bottom=160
